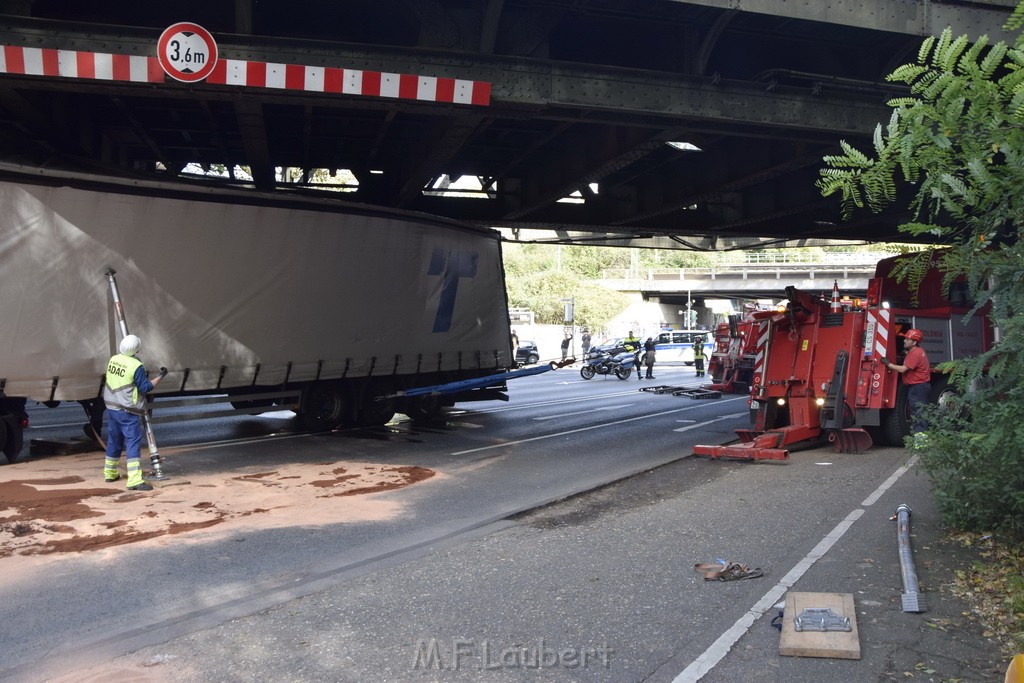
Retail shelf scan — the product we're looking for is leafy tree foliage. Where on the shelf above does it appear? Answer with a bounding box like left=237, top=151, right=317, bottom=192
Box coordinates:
left=503, top=244, right=631, bottom=327
left=818, top=4, right=1024, bottom=538
left=503, top=243, right=728, bottom=328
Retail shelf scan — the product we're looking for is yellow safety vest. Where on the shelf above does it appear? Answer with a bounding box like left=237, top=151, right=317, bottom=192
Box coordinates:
left=693, top=342, right=706, bottom=360
left=104, top=353, right=145, bottom=414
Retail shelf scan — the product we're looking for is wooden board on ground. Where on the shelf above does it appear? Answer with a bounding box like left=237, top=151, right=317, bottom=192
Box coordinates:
left=779, top=591, right=860, bottom=660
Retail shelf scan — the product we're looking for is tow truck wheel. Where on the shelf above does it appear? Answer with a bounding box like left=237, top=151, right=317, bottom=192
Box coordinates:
left=580, top=366, right=596, bottom=380
left=879, top=382, right=911, bottom=446
left=614, top=365, right=632, bottom=380
left=930, top=375, right=964, bottom=418
left=301, top=383, right=346, bottom=432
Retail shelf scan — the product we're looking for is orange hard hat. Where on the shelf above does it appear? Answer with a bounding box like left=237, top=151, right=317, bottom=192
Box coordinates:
left=900, top=328, right=924, bottom=342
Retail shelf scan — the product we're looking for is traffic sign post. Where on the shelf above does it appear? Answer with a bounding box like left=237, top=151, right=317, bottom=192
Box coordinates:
left=157, top=22, right=218, bottom=83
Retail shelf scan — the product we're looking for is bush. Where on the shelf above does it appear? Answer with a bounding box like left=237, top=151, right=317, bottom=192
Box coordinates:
left=918, top=381, right=1024, bottom=541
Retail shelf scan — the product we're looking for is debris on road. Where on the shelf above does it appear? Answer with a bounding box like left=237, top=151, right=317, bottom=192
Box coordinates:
left=694, top=559, right=764, bottom=581
left=0, top=452, right=436, bottom=563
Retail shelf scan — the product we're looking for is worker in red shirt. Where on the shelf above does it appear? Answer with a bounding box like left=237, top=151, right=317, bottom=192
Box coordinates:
left=883, top=328, right=931, bottom=434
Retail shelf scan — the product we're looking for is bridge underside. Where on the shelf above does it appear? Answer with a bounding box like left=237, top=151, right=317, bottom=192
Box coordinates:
left=0, top=0, right=1011, bottom=249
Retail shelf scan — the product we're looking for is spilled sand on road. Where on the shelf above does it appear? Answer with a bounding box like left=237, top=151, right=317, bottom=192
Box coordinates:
left=0, top=451, right=437, bottom=568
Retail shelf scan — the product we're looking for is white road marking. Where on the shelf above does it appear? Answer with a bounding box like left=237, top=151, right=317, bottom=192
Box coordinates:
left=673, top=454, right=919, bottom=682
left=672, top=412, right=746, bottom=432
left=532, top=404, right=632, bottom=420
left=450, top=396, right=748, bottom=455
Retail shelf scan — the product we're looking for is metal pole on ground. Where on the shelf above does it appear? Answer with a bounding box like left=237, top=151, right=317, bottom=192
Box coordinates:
left=895, top=504, right=926, bottom=612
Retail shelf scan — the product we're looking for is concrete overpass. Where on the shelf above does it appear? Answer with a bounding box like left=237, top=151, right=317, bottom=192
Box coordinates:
left=0, top=1, right=1016, bottom=249
left=594, top=252, right=885, bottom=317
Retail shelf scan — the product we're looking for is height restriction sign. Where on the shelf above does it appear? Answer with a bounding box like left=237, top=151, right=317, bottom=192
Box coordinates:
left=157, top=22, right=218, bottom=82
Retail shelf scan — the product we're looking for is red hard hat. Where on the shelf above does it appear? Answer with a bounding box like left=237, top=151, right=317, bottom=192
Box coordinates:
left=900, top=328, right=924, bottom=342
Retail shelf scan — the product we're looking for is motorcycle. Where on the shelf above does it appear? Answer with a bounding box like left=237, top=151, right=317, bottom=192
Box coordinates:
left=579, top=347, right=635, bottom=380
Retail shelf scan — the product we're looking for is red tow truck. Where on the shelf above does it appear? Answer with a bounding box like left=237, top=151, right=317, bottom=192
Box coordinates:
left=694, top=252, right=992, bottom=460
left=706, top=309, right=765, bottom=395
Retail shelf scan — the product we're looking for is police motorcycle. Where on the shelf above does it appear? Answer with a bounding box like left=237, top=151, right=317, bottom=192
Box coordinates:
left=579, top=346, right=636, bottom=380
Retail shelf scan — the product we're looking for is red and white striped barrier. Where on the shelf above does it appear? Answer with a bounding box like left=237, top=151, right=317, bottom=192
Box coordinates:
left=865, top=308, right=891, bottom=358
left=752, top=320, right=770, bottom=396
left=0, top=44, right=492, bottom=106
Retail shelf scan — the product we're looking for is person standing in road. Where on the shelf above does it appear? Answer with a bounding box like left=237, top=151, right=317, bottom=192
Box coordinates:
left=511, top=328, right=520, bottom=359
left=693, top=335, right=707, bottom=378
left=561, top=333, right=573, bottom=361
left=581, top=329, right=592, bottom=357
left=623, top=330, right=642, bottom=380
left=102, top=334, right=166, bottom=491
left=883, top=328, right=931, bottom=437
left=643, top=337, right=657, bottom=379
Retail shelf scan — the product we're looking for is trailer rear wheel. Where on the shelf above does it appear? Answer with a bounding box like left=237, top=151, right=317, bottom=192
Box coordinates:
left=1, top=415, right=27, bottom=464
left=301, top=383, right=346, bottom=432
left=404, top=395, right=442, bottom=422
left=359, top=395, right=396, bottom=426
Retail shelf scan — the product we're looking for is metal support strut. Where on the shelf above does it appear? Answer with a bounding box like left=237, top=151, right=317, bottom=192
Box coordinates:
left=895, top=504, right=926, bottom=612
left=105, top=269, right=168, bottom=481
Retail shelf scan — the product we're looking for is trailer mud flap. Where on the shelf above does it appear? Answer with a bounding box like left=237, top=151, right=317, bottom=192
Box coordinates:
left=829, top=428, right=873, bottom=454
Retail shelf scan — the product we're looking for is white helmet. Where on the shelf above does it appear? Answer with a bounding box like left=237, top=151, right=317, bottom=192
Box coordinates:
left=119, top=334, right=142, bottom=357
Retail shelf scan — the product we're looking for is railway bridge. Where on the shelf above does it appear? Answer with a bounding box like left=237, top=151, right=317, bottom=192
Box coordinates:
left=0, top=0, right=1015, bottom=250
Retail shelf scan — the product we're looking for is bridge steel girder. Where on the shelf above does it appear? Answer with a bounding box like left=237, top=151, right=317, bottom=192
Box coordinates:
left=668, top=0, right=1018, bottom=42
left=0, top=21, right=890, bottom=136
left=0, top=7, right=1000, bottom=248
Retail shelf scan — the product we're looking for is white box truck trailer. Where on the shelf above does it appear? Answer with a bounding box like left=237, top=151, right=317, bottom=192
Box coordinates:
left=0, top=165, right=514, bottom=462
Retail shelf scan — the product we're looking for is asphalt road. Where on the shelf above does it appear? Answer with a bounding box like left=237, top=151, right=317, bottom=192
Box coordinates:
left=2, top=363, right=994, bottom=682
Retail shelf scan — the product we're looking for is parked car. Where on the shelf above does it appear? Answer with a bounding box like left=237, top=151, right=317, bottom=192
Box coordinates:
left=516, top=340, right=540, bottom=365
left=588, top=338, right=627, bottom=356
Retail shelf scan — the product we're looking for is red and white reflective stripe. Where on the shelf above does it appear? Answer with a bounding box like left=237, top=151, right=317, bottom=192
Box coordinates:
left=752, top=320, right=770, bottom=392
left=0, top=46, right=160, bottom=82
left=0, top=44, right=492, bottom=106
left=865, top=308, right=891, bottom=357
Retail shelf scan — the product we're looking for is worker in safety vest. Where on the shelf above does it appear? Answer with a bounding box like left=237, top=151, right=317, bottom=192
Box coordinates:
left=623, top=331, right=642, bottom=380
left=882, top=328, right=931, bottom=437
left=102, top=334, right=167, bottom=491
left=693, top=336, right=707, bottom=378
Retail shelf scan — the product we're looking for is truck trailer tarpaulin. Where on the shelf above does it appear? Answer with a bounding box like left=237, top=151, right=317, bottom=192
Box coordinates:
left=0, top=164, right=514, bottom=458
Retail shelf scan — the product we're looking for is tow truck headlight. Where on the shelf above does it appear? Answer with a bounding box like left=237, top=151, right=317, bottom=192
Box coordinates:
left=815, top=397, right=825, bottom=406
left=776, top=398, right=786, bottom=406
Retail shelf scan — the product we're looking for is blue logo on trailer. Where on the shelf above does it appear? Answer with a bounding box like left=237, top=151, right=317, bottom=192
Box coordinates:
left=428, top=248, right=478, bottom=332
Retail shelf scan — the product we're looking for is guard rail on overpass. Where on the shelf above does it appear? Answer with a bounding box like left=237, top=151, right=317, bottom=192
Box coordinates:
left=595, top=252, right=887, bottom=298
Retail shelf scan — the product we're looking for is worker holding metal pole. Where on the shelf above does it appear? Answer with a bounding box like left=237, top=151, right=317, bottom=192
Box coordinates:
left=104, top=269, right=168, bottom=485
